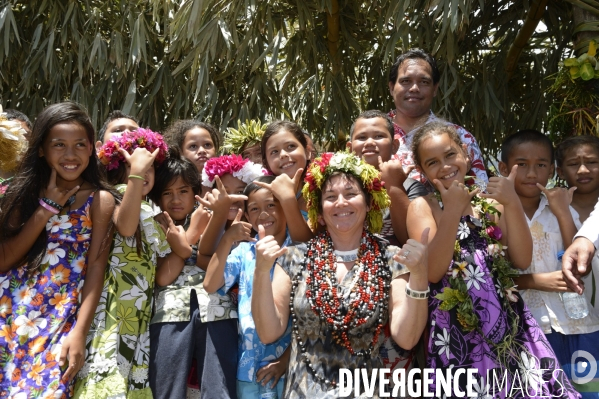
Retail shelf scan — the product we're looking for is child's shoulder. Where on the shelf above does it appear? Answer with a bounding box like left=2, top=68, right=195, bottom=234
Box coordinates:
left=409, top=193, right=439, bottom=214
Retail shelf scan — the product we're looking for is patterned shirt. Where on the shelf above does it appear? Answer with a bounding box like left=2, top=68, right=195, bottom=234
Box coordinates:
left=151, top=248, right=237, bottom=324
left=519, top=195, right=599, bottom=335
left=218, top=235, right=292, bottom=382
left=388, top=110, right=488, bottom=187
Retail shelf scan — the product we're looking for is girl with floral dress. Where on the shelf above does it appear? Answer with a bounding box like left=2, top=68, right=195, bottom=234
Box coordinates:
left=407, top=121, right=580, bottom=398
left=0, top=102, right=116, bottom=398
left=74, top=130, right=190, bottom=398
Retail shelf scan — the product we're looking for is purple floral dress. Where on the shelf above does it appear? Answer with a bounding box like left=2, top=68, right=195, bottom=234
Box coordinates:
left=427, top=215, right=580, bottom=399
left=0, top=193, right=94, bottom=399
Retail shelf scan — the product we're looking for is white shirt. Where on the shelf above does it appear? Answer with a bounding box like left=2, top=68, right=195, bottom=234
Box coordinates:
left=575, top=199, right=599, bottom=248
left=519, top=195, right=599, bottom=335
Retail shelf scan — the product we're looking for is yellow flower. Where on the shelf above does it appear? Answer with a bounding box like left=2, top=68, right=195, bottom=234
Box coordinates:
left=117, top=303, right=139, bottom=333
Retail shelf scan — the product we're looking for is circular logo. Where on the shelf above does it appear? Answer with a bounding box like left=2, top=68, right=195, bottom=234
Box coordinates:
left=571, top=350, right=597, bottom=385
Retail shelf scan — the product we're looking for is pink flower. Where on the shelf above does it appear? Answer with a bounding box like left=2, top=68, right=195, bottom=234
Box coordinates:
left=486, top=225, right=502, bottom=240
left=97, top=129, right=168, bottom=170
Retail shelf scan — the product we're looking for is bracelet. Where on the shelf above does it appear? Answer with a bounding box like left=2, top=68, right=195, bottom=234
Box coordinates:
left=39, top=199, right=60, bottom=215
left=405, top=284, right=430, bottom=300
left=40, top=197, right=63, bottom=211
left=128, top=174, right=145, bottom=181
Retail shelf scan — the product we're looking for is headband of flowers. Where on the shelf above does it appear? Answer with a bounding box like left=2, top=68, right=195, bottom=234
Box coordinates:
left=302, top=152, right=390, bottom=233
left=0, top=105, right=28, bottom=173
left=98, top=128, right=169, bottom=170
left=222, top=119, right=267, bottom=155
left=201, top=154, right=266, bottom=187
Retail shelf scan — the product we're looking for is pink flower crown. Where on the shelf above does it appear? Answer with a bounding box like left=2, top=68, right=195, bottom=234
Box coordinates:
left=98, top=128, right=169, bottom=171
left=201, top=154, right=267, bottom=187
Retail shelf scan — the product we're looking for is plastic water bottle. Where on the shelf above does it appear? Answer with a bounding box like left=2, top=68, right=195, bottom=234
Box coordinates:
left=558, top=250, right=589, bottom=319
left=258, top=361, right=278, bottom=399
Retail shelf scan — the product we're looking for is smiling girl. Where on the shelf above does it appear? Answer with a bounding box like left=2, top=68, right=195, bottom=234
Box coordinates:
left=0, top=102, right=116, bottom=398
left=407, top=121, right=579, bottom=398
left=259, top=121, right=313, bottom=242
left=163, top=120, right=220, bottom=177
left=75, top=130, right=189, bottom=399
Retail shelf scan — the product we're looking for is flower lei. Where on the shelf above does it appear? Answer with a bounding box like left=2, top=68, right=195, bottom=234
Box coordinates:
left=302, top=152, right=390, bottom=233
left=433, top=177, right=527, bottom=368
left=289, top=230, right=391, bottom=388
left=98, top=128, right=168, bottom=170
left=0, top=105, right=28, bottom=173
left=201, top=154, right=266, bottom=187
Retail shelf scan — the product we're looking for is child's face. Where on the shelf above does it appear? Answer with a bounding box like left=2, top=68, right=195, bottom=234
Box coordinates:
left=241, top=142, right=262, bottom=164
left=95, top=118, right=139, bottom=152
left=499, top=142, right=554, bottom=199
left=417, top=133, right=468, bottom=189
left=125, top=163, right=155, bottom=197
left=264, top=130, right=307, bottom=178
left=557, top=144, right=599, bottom=195
left=158, top=176, right=196, bottom=222
left=347, top=117, right=398, bottom=169
left=245, top=189, right=286, bottom=237
left=220, top=173, right=247, bottom=221
left=182, top=127, right=216, bottom=172
left=40, top=122, right=92, bottom=185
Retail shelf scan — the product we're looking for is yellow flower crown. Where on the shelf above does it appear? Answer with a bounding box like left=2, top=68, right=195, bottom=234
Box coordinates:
left=302, top=152, right=390, bottom=233
left=0, top=105, right=28, bottom=173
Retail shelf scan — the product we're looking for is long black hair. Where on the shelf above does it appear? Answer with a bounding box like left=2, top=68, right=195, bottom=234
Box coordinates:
left=0, top=101, right=115, bottom=273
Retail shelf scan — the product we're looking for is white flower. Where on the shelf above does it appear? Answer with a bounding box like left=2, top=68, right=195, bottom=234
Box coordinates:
left=233, top=161, right=267, bottom=185
left=46, top=215, right=72, bottom=233
left=133, top=331, right=150, bottom=366
left=117, top=354, right=132, bottom=378
left=457, top=222, right=470, bottom=240
left=505, top=286, right=519, bottom=303
left=519, top=351, right=542, bottom=393
left=14, top=310, right=48, bottom=338
left=119, top=275, right=148, bottom=309
left=495, top=283, right=504, bottom=299
left=42, top=242, right=66, bottom=265
left=13, top=286, right=37, bottom=305
left=131, top=367, right=149, bottom=384
left=487, top=243, right=506, bottom=257
left=434, top=328, right=451, bottom=360
left=463, top=265, right=485, bottom=290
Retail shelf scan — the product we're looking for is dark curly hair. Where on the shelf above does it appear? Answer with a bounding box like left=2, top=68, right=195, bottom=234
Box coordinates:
left=163, top=119, right=221, bottom=155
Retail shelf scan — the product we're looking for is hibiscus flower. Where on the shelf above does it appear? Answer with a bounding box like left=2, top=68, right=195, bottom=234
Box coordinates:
left=14, top=310, right=48, bottom=339
left=43, top=243, right=66, bottom=266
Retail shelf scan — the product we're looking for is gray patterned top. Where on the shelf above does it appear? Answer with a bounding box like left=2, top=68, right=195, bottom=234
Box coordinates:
left=279, top=235, right=408, bottom=399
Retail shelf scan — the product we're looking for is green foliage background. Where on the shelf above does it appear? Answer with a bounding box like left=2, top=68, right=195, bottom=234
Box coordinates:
left=0, top=0, right=594, bottom=158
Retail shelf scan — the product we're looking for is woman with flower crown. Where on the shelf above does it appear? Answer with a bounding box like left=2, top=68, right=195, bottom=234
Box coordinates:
left=74, top=130, right=190, bottom=398
left=407, top=121, right=580, bottom=398
left=251, top=152, right=429, bottom=398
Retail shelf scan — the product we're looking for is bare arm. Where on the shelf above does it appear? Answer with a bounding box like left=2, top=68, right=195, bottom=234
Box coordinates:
left=252, top=225, right=291, bottom=344
left=407, top=179, right=476, bottom=284
left=204, top=214, right=253, bottom=293
left=60, top=190, right=115, bottom=382
left=154, top=212, right=191, bottom=287
left=254, top=170, right=314, bottom=242
left=513, top=272, right=571, bottom=292
left=539, top=185, right=578, bottom=249
left=389, top=229, right=430, bottom=349
left=253, top=264, right=292, bottom=344
left=380, top=156, right=411, bottom=245
left=155, top=252, right=186, bottom=287
left=0, top=169, right=81, bottom=271
left=114, top=147, right=159, bottom=237
left=481, top=166, right=532, bottom=269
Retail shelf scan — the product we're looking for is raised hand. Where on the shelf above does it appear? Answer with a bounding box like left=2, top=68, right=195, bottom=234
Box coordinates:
left=537, top=183, right=576, bottom=217
left=394, top=227, right=429, bottom=279
left=186, top=199, right=211, bottom=244
left=118, top=146, right=159, bottom=176
left=155, top=211, right=192, bottom=259
left=254, top=168, right=303, bottom=202
left=43, top=168, right=81, bottom=207
left=479, top=165, right=519, bottom=206
left=378, top=156, right=411, bottom=189
left=432, top=179, right=478, bottom=214
left=196, top=175, right=248, bottom=216
left=223, top=209, right=255, bottom=243
left=255, top=224, right=287, bottom=271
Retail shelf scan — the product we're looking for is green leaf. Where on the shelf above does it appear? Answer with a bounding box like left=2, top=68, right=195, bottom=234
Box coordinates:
left=121, top=80, right=137, bottom=115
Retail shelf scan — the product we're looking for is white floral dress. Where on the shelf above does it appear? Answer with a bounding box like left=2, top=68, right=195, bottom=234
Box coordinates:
left=74, top=185, right=170, bottom=399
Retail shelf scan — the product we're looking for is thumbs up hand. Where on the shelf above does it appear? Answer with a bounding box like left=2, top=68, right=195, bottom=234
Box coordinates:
left=479, top=165, right=519, bottom=206
left=255, top=224, right=288, bottom=271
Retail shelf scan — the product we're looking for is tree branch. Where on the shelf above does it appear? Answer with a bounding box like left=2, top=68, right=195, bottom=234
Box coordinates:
left=505, top=0, right=549, bottom=80
left=326, top=0, right=340, bottom=75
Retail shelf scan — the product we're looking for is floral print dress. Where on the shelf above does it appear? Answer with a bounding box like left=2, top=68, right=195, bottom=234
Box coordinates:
left=74, top=185, right=170, bottom=399
left=427, top=215, right=580, bottom=399
left=0, top=192, right=95, bottom=399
